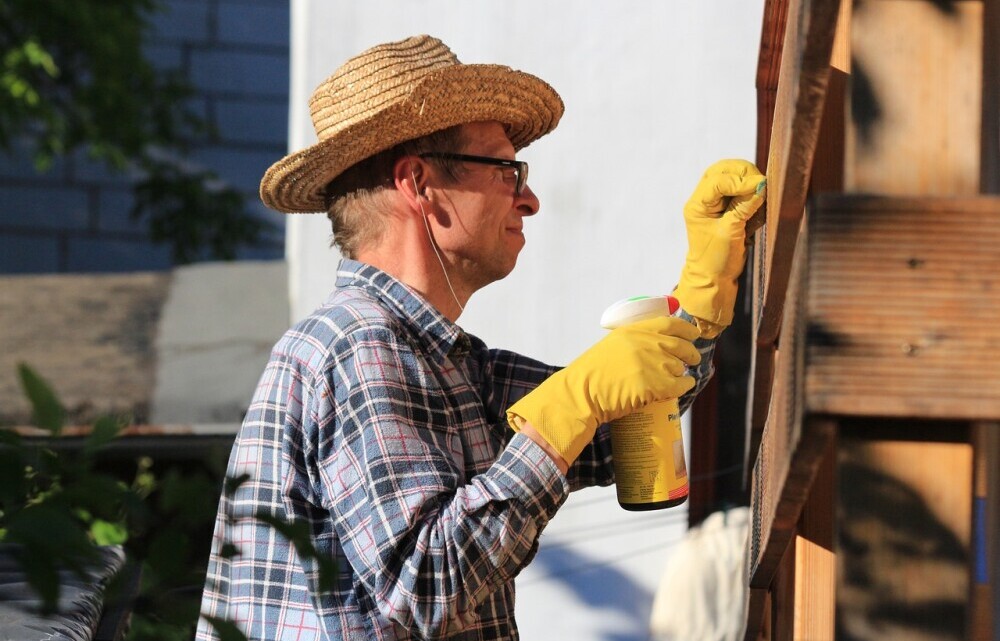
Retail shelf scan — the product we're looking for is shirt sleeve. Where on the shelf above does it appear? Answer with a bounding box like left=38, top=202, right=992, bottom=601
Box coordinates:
left=676, top=308, right=718, bottom=416
left=312, top=325, right=569, bottom=638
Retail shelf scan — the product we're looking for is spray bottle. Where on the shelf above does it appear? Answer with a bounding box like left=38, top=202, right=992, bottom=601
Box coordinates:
left=600, top=295, right=689, bottom=511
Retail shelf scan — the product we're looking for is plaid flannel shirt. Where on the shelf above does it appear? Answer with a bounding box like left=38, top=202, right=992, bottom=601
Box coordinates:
left=197, top=259, right=716, bottom=641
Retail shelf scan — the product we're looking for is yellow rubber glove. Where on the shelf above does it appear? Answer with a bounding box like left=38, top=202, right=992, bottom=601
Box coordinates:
left=673, top=160, right=766, bottom=338
left=506, top=316, right=702, bottom=466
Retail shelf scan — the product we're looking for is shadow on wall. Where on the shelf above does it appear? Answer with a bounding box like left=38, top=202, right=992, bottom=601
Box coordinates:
left=526, top=543, right=653, bottom=641
left=837, top=460, right=967, bottom=641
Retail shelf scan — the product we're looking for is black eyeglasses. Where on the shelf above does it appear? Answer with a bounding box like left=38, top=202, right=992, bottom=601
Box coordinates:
left=419, top=152, right=529, bottom=196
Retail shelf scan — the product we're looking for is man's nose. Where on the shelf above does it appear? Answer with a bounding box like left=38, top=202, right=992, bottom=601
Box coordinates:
left=516, top=184, right=540, bottom=216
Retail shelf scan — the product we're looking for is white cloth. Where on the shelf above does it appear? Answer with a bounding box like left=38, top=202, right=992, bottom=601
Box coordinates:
left=649, top=507, right=750, bottom=641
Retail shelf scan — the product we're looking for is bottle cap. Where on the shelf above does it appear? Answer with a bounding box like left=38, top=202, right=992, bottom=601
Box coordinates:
left=600, top=295, right=680, bottom=329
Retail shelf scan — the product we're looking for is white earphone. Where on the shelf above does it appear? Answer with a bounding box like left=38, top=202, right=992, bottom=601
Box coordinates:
left=411, top=167, right=464, bottom=314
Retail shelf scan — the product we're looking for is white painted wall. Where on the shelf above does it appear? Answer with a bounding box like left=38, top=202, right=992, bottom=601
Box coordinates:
left=286, top=2, right=763, bottom=638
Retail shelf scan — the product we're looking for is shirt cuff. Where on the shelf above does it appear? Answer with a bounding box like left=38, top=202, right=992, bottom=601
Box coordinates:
left=485, top=433, right=569, bottom=522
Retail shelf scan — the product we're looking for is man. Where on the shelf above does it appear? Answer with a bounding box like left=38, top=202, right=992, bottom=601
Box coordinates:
left=197, top=35, right=765, bottom=641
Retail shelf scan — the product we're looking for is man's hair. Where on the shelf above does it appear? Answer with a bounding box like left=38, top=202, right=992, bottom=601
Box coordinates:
left=324, top=125, right=468, bottom=258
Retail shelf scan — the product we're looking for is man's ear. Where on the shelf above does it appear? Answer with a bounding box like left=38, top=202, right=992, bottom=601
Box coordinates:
left=393, top=156, right=427, bottom=206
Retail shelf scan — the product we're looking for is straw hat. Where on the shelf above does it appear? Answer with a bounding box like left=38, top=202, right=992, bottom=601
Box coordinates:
left=259, top=34, right=565, bottom=213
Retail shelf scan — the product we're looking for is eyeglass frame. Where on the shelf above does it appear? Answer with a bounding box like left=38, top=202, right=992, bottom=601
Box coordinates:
left=418, top=152, right=529, bottom=196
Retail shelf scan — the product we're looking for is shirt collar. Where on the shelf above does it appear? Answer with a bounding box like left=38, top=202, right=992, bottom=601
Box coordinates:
left=333, top=258, right=471, bottom=364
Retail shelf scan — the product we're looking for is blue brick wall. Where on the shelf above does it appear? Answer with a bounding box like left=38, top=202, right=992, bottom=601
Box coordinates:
left=0, top=0, right=289, bottom=275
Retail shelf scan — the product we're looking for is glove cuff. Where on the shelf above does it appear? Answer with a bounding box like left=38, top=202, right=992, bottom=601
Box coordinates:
left=506, top=371, right=597, bottom=464
left=673, top=267, right=738, bottom=336
left=689, top=316, right=727, bottom=340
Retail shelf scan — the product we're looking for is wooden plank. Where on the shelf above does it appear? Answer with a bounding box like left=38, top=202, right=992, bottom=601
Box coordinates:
left=755, top=0, right=843, bottom=347
left=837, top=435, right=973, bottom=641
left=808, top=0, right=850, bottom=195
left=750, top=227, right=809, bottom=586
left=991, top=421, right=1000, bottom=641
left=984, top=0, right=1000, bottom=193
left=793, top=440, right=835, bottom=641
left=772, top=538, right=796, bottom=641
left=805, top=195, right=1000, bottom=420
left=990, top=421, right=1000, bottom=641
left=746, top=0, right=788, bottom=465
left=744, top=587, right=772, bottom=641
left=752, top=0, right=790, bottom=197
left=755, top=0, right=789, bottom=175
left=846, top=0, right=983, bottom=195
left=971, top=422, right=998, bottom=641
left=748, top=221, right=836, bottom=589
left=747, top=0, right=849, bottom=468
left=750, top=415, right=834, bottom=589
left=745, top=340, right=776, bottom=477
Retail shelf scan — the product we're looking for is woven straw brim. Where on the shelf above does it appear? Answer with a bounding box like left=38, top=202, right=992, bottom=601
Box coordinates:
left=260, top=64, right=564, bottom=214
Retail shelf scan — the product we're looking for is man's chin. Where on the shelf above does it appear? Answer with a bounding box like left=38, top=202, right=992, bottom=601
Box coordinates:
left=481, top=259, right=518, bottom=289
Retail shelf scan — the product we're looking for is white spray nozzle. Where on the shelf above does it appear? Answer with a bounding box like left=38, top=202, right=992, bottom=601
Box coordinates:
left=600, top=295, right=680, bottom=329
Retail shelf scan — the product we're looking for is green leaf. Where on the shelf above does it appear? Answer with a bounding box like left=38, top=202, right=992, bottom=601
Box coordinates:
left=252, top=512, right=311, bottom=548
left=128, top=613, right=197, bottom=641
left=254, top=512, right=337, bottom=594
left=0, top=446, right=26, bottom=509
left=223, top=473, right=250, bottom=496
left=16, top=364, right=65, bottom=435
left=158, top=470, right=218, bottom=527
left=203, top=616, right=249, bottom=641
left=147, top=529, right=190, bottom=581
left=0, top=0, right=264, bottom=263
left=132, top=456, right=156, bottom=499
left=90, top=518, right=128, bottom=545
left=0, top=427, right=22, bottom=447
left=4, top=503, right=99, bottom=613
left=83, top=415, right=123, bottom=456
left=313, top=553, right=338, bottom=595
left=22, top=40, right=58, bottom=76
left=63, top=474, right=131, bottom=517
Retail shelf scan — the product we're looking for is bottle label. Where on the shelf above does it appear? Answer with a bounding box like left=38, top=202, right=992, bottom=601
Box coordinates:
left=610, top=399, right=688, bottom=505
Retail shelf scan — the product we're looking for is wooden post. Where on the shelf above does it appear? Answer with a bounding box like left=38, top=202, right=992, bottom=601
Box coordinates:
left=772, top=537, right=797, bottom=641
left=971, top=422, right=999, bottom=640
left=837, top=430, right=973, bottom=641
left=846, top=0, right=984, bottom=196
left=793, top=439, right=835, bottom=640
left=746, top=0, right=999, bottom=638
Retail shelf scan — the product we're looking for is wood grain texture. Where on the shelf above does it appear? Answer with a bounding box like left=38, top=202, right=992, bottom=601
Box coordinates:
left=837, top=437, right=973, bottom=641
left=805, top=195, right=1000, bottom=420
left=746, top=0, right=997, bottom=638
left=984, top=0, right=1000, bottom=194
left=749, top=227, right=836, bottom=589
left=757, top=0, right=843, bottom=347
left=750, top=415, right=835, bottom=591
left=745, top=340, right=776, bottom=478
left=743, top=587, right=772, bottom=641
left=754, top=0, right=790, bottom=179
left=772, top=539, right=796, bottom=641
left=971, top=422, right=997, bottom=641
left=747, top=0, right=849, bottom=470
left=793, top=441, right=835, bottom=641
left=847, top=0, right=983, bottom=195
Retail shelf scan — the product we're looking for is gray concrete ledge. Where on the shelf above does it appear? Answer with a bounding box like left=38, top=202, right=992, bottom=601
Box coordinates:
left=0, top=260, right=288, bottom=428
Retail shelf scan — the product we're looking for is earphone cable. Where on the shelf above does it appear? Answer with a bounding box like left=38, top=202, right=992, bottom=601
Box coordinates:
left=414, top=170, right=465, bottom=315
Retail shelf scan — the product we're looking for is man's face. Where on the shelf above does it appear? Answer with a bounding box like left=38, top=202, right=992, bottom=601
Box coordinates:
left=428, top=121, right=540, bottom=292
